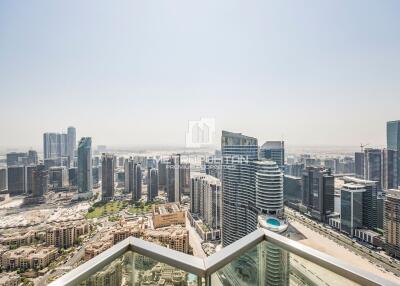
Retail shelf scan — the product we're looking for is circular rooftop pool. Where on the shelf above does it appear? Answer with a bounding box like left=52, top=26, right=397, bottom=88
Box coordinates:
left=266, top=217, right=281, bottom=226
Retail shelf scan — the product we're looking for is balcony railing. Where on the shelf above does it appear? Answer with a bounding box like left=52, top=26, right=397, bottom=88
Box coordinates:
left=49, top=228, right=396, bottom=286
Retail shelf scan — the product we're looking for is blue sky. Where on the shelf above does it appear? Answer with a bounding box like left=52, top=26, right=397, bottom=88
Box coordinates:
left=1, top=1, right=399, bottom=149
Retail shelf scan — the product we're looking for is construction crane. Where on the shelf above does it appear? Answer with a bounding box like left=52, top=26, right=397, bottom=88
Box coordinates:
left=360, top=143, right=369, bottom=152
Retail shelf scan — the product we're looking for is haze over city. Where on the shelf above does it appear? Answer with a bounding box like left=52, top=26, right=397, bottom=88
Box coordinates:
left=1, top=0, right=400, bottom=149
left=2, top=1, right=400, bottom=286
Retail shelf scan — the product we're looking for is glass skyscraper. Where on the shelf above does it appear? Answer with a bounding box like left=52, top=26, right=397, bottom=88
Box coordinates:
left=77, top=137, right=92, bottom=197
left=387, top=120, right=400, bottom=187
left=221, top=131, right=259, bottom=247
left=67, top=126, right=76, bottom=166
left=340, top=184, right=364, bottom=236
left=364, top=148, right=383, bottom=189
left=259, top=141, right=285, bottom=168
left=101, top=153, right=115, bottom=201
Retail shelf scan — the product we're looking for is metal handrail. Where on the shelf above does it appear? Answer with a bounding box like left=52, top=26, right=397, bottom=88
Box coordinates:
left=49, top=229, right=397, bottom=286
left=204, top=229, right=265, bottom=276
left=262, top=229, right=397, bottom=286
left=50, top=237, right=130, bottom=286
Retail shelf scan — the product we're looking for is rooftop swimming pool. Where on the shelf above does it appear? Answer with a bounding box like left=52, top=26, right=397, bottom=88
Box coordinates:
left=266, top=217, right=281, bottom=226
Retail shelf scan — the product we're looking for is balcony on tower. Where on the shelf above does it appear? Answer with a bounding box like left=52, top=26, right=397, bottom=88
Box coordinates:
left=49, top=228, right=395, bottom=286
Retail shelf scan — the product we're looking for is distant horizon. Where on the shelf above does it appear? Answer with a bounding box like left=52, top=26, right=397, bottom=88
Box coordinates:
left=1, top=1, right=400, bottom=148
left=0, top=141, right=382, bottom=155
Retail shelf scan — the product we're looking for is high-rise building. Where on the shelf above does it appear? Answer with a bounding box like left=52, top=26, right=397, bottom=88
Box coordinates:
left=77, top=137, right=92, bottom=197
left=43, top=133, right=60, bottom=159
left=364, top=148, right=383, bottom=189
left=0, top=167, right=7, bottom=192
left=7, top=166, right=26, bottom=196
left=44, top=131, right=69, bottom=160
left=146, top=158, right=157, bottom=169
left=342, top=176, right=379, bottom=229
left=49, top=166, right=69, bottom=189
left=283, top=175, right=302, bottom=203
left=6, top=152, right=27, bottom=166
left=221, top=131, right=258, bottom=247
left=27, top=150, right=38, bottom=165
left=92, top=166, right=100, bottom=188
left=32, top=164, right=48, bottom=197
left=179, top=163, right=190, bottom=195
left=340, top=183, right=364, bottom=236
left=101, top=154, right=115, bottom=201
left=147, top=168, right=158, bottom=202
left=220, top=131, right=287, bottom=284
left=377, top=191, right=385, bottom=229
left=323, top=159, right=336, bottom=172
left=26, top=165, right=36, bottom=195
left=204, top=156, right=222, bottom=180
left=302, top=167, right=334, bottom=222
left=384, top=189, right=400, bottom=259
left=93, top=156, right=100, bottom=167
left=69, top=167, right=78, bottom=188
left=190, top=174, right=222, bottom=229
left=166, top=157, right=180, bottom=203
left=260, top=141, right=285, bottom=168
left=60, top=133, right=68, bottom=157
left=44, top=158, right=61, bottom=170
left=354, top=152, right=365, bottom=178
left=67, top=127, right=76, bottom=166
left=255, top=161, right=284, bottom=216
left=284, top=163, right=304, bottom=177
left=133, top=163, right=142, bottom=202
left=338, top=156, right=355, bottom=174
left=190, top=175, right=202, bottom=215
left=383, top=149, right=398, bottom=190
left=118, top=157, right=124, bottom=168
left=124, top=158, right=134, bottom=195
left=158, top=161, right=167, bottom=191
left=387, top=120, right=400, bottom=188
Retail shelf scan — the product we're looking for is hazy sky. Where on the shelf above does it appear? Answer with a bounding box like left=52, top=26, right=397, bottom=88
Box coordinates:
left=1, top=1, right=400, bottom=149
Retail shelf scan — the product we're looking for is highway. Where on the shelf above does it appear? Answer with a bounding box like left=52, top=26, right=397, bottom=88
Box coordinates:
left=185, top=217, right=207, bottom=258
left=285, top=207, right=400, bottom=277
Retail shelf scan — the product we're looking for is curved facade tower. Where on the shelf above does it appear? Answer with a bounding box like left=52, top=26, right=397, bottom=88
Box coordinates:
left=255, top=161, right=284, bottom=217
left=256, top=160, right=289, bottom=286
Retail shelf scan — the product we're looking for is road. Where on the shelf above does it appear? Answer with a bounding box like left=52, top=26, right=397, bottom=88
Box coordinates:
left=36, top=219, right=117, bottom=286
left=185, top=217, right=207, bottom=258
left=285, top=207, right=400, bottom=278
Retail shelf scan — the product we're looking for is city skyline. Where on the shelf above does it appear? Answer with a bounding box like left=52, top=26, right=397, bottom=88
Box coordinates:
left=1, top=1, right=400, bottom=285
left=0, top=121, right=397, bottom=152
left=1, top=1, right=400, bottom=148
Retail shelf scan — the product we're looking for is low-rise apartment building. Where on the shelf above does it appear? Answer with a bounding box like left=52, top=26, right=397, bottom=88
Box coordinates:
left=152, top=203, right=186, bottom=228
left=0, top=231, right=36, bottom=248
left=46, top=220, right=89, bottom=249
left=0, top=272, right=19, bottom=286
left=1, top=245, right=58, bottom=271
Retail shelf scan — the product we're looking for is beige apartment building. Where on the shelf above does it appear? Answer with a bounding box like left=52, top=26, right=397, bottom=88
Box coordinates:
left=84, top=236, right=113, bottom=261
left=84, top=222, right=189, bottom=261
left=46, top=220, right=89, bottom=249
left=111, top=224, right=142, bottom=245
left=152, top=203, right=186, bottom=228
left=0, top=272, right=19, bottom=286
left=1, top=245, right=58, bottom=271
left=143, top=227, right=189, bottom=253
left=0, top=231, right=36, bottom=248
